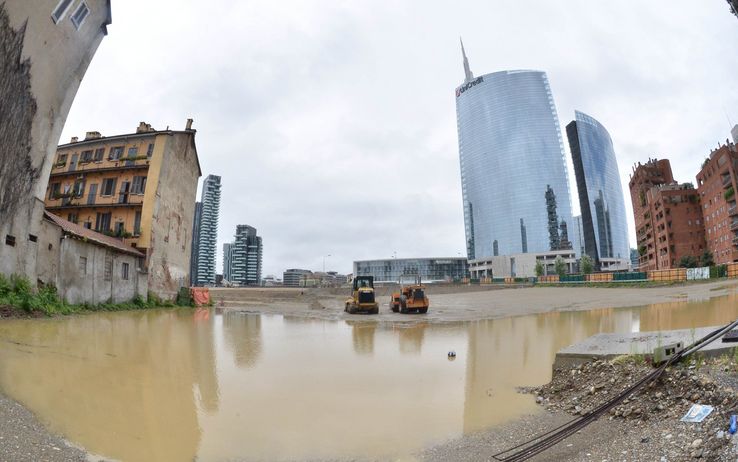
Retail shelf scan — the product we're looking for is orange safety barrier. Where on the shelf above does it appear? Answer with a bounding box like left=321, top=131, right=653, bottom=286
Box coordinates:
left=586, top=273, right=613, bottom=282
left=728, top=262, right=738, bottom=278
left=538, top=275, right=559, bottom=283
left=480, top=277, right=492, bottom=285
left=647, top=268, right=687, bottom=282
left=504, top=277, right=515, bottom=284
left=191, top=287, right=211, bottom=307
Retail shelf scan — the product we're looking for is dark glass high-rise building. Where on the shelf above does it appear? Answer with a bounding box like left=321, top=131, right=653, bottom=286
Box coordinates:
left=455, top=41, right=574, bottom=258
left=566, top=111, right=629, bottom=267
left=228, top=225, right=262, bottom=286
left=191, top=175, right=221, bottom=286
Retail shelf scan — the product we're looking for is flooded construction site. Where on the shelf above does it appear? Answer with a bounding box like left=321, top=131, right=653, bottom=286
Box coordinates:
left=2, top=291, right=738, bottom=461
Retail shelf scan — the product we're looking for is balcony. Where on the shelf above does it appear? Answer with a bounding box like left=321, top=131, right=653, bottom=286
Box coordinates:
left=50, top=160, right=150, bottom=178
left=730, top=205, right=738, bottom=216
left=731, top=221, right=738, bottom=231
left=723, top=175, right=733, bottom=188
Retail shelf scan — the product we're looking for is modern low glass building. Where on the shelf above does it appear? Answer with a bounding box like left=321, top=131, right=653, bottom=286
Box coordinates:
left=455, top=46, right=574, bottom=259
left=353, top=258, right=468, bottom=283
left=566, top=111, right=629, bottom=267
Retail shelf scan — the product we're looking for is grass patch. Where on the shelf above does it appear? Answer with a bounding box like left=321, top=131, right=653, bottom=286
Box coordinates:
left=0, top=274, right=182, bottom=318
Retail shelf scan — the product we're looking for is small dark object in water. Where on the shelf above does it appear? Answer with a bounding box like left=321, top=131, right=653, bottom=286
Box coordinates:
left=722, top=330, right=738, bottom=342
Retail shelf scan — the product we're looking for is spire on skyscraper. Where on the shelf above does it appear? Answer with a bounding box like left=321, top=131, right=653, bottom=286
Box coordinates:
left=460, top=37, right=474, bottom=83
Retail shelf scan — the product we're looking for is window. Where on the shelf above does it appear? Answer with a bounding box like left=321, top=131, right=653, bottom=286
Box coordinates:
left=80, top=150, right=93, bottom=162
left=67, top=213, right=78, bottom=224
left=57, top=153, right=68, bottom=165
left=95, top=212, right=112, bottom=232
left=79, top=257, right=87, bottom=275
left=115, top=222, right=125, bottom=235
left=49, top=183, right=61, bottom=200
left=104, top=257, right=113, bottom=281
left=94, top=148, right=105, bottom=161
left=73, top=179, right=85, bottom=197
left=28, top=235, right=38, bottom=243
left=146, top=143, right=154, bottom=157
left=70, top=1, right=90, bottom=30
left=122, top=263, right=130, bottom=281
left=109, top=146, right=124, bottom=160
left=51, top=0, right=73, bottom=23
left=133, top=211, right=142, bottom=236
left=131, top=176, right=147, bottom=194
left=83, top=222, right=92, bottom=229
left=101, top=178, right=117, bottom=196
left=5, top=235, right=15, bottom=247
left=127, top=147, right=138, bottom=158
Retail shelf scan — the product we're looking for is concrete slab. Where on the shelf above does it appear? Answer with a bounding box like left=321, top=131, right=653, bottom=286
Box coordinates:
left=554, top=326, right=738, bottom=369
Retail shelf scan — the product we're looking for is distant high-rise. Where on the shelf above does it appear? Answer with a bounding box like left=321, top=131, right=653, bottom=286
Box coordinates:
left=229, top=225, right=262, bottom=286
left=566, top=111, right=629, bottom=269
left=190, top=202, right=202, bottom=284
left=191, top=175, right=221, bottom=286
left=223, top=243, right=233, bottom=282
left=455, top=41, right=574, bottom=259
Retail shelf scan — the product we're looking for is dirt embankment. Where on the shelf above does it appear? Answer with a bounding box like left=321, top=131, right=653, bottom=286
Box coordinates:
left=209, top=279, right=738, bottom=323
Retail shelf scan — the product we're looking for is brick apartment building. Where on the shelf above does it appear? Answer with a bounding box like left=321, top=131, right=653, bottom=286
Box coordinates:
left=629, top=159, right=705, bottom=270
left=696, top=140, right=738, bottom=264
left=45, top=121, right=202, bottom=299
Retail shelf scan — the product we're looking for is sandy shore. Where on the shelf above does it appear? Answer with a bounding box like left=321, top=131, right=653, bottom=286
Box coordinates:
left=211, top=279, right=738, bottom=323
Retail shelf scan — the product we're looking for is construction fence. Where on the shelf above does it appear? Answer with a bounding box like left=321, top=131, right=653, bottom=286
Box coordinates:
left=463, top=265, right=737, bottom=285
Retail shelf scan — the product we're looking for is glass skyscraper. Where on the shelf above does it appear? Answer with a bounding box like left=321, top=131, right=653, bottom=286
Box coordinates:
left=455, top=43, right=574, bottom=259
left=566, top=111, right=629, bottom=264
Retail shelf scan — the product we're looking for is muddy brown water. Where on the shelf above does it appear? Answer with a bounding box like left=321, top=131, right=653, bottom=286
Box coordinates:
left=2, top=293, right=738, bottom=461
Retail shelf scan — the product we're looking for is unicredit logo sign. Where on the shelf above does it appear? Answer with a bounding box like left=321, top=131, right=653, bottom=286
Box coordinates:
left=455, top=76, right=484, bottom=97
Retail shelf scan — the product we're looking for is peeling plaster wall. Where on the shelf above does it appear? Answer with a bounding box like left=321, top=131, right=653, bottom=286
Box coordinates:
left=146, top=132, right=201, bottom=300
left=0, top=1, right=109, bottom=282
left=37, top=219, right=146, bottom=304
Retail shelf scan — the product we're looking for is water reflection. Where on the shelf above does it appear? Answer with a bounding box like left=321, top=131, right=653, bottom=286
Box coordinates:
left=0, top=309, right=219, bottom=462
left=397, top=322, right=427, bottom=355
left=1, top=293, right=738, bottom=461
left=222, top=311, right=262, bottom=368
left=346, top=320, right=377, bottom=355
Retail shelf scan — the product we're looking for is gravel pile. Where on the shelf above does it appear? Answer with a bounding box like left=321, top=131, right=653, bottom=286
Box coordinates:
left=527, top=357, right=738, bottom=460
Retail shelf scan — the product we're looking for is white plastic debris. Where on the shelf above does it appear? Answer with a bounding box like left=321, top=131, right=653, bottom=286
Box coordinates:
left=680, top=404, right=714, bottom=423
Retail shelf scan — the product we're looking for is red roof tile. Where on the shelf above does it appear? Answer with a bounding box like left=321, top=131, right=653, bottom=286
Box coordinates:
left=43, top=211, right=145, bottom=258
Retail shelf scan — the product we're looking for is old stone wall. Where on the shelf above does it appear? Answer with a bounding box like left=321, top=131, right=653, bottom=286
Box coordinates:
left=37, top=219, right=146, bottom=304
left=147, top=132, right=200, bottom=300
left=0, top=1, right=109, bottom=283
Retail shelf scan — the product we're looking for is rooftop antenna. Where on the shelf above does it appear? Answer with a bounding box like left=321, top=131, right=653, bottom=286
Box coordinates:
left=723, top=105, right=734, bottom=128
left=460, top=37, right=474, bottom=83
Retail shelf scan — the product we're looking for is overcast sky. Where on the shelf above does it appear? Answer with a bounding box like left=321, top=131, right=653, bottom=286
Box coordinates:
left=61, top=0, right=738, bottom=277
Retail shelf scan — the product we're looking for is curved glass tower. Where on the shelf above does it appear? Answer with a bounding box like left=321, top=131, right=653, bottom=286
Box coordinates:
left=455, top=44, right=574, bottom=259
left=566, top=111, right=629, bottom=263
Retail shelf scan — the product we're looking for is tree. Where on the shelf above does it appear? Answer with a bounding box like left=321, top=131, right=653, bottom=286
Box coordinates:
left=554, top=255, right=567, bottom=278
left=678, top=255, right=698, bottom=268
left=535, top=260, right=544, bottom=277
left=580, top=254, right=594, bottom=275
left=700, top=251, right=715, bottom=267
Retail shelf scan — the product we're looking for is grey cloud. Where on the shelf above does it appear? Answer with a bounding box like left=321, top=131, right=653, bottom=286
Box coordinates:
left=61, top=0, right=738, bottom=277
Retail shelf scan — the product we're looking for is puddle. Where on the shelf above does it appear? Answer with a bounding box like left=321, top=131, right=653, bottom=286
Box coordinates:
left=1, top=293, right=738, bottom=461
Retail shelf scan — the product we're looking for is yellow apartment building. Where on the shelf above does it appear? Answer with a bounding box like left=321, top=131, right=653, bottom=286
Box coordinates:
left=45, top=121, right=202, bottom=299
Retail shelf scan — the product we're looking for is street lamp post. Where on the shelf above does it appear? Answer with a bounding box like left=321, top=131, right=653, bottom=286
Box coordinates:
left=323, top=254, right=331, bottom=273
